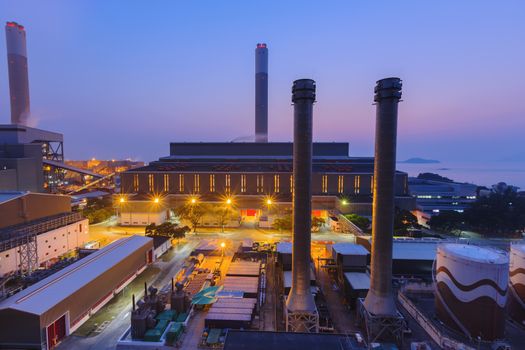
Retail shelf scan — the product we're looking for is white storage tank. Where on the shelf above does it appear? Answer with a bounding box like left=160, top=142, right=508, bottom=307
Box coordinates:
left=435, top=244, right=508, bottom=340
left=508, top=244, right=525, bottom=325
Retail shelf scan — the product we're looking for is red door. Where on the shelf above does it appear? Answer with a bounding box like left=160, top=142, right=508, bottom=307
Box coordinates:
left=47, top=314, right=66, bottom=349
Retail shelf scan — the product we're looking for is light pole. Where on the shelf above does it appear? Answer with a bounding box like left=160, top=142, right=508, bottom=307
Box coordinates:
left=220, top=242, right=226, bottom=258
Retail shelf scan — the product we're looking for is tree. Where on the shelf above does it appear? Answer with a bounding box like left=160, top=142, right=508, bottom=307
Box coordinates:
left=344, top=214, right=370, bottom=231
left=145, top=223, right=157, bottom=236
left=171, top=225, right=190, bottom=243
left=273, top=214, right=292, bottom=232
left=311, top=216, right=325, bottom=231
left=175, top=203, right=206, bottom=233
left=428, top=211, right=465, bottom=235
left=214, top=205, right=236, bottom=232
left=393, top=207, right=419, bottom=234
left=156, top=222, right=175, bottom=237
left=464, top=188, right=525, bottom=237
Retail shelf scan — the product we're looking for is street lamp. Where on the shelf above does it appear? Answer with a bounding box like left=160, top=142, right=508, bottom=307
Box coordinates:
left=266, top=199, right=272, bottom=205
left=119, top=197, right=125, bottom=203
left=153, top=197, right=160, bottom=203
left=220, top=242, right=226, bottom=257
left=226, top=198, right=232, bottom=205
left=190, top=197, right=197, bottom=204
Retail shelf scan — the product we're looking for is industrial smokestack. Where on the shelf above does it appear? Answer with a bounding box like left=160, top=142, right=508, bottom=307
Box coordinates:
left=285, top=79, right=318, bottom=332
left=363, top=77, right=402, bottom=316
left=255, top=43, right=268, bottom=143
left=5, top=22, right=30, bottom=125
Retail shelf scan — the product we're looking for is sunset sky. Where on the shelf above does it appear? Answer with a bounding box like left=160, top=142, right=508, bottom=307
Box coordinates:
left=0, top=0, right=524, bottom=163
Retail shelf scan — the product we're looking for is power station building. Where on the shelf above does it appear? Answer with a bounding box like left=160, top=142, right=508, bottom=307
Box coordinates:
left=119, top=142, right=413, bottom=225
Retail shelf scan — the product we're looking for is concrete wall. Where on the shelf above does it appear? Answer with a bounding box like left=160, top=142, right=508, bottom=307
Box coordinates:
left=0, top=308, right=41, bottom=349
left=0, top=143, right=43, bottom=192
left=0, top=219, right=89, bottom=276
left=0, top=169, right=17, bottom=190
left=118, top=211, right=167, bottom=226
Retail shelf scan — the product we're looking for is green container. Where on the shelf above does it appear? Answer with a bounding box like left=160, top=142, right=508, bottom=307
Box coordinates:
left=166, top=322, right=184, bottom=344
left=156, top=310, right=177, bottom=321
left=176, top=312, right=188, bottom=323
left=144, top=329, right=162, bottom=342
left=155, top=319, right=169, bottom=332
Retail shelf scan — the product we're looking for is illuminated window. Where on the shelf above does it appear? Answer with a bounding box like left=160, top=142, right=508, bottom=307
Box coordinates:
left=133, top=174, right=139, bottom=192
left=148, top=174, right=154, bottom=192
left=210, top=174, right=215, bottom=192
left=257, top=175, right=264, bottom=193
left=322, top=175, right=328, bottom=193
left=354, top=175, right=360, bottom=194
left=274, top=174, right=280, bottom=193
left=371, top=175, right=374, bottom=195
left=193, top=174, right=200, bottom=193
left=290, top=175, right=293, bottom=194
left=241, top=174, right=247, bottom=193
left=337, top=175, right=344, bottom=194
left=225, top=174, right=231, bottom=194
left=179, top=174, right=184, bottom=192
left=163, top=174, right=170, bottom=192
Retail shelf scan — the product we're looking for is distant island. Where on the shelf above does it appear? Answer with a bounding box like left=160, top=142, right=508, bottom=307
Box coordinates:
left=399, top=157, right=440, bottom=164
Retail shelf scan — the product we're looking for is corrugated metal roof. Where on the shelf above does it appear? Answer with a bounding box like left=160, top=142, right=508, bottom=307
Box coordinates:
left=206, top=312, right=252, bottom=321
left=226, top=261, right=261, bottom=277
left=0, top=235, right=152, bottom=316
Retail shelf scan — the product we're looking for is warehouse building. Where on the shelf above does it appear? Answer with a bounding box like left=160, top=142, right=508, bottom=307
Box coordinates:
left=355, top=237, right=439, bottom=278
left=0, top=191, right=88, bottom=276
left=118, top=142, right=414, bottom=225
left=331, top=243, right=370, bottom=308
left=0, top=235, right=154, bottom=349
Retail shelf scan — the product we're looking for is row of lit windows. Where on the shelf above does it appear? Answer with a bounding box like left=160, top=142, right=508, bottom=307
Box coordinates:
left=416, top=194, right=477, bottom=200
left=133, top=173, right=366, bottom=194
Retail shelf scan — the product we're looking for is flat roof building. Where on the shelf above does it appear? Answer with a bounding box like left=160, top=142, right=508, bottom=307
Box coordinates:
left=0, top=235, right=154, bottom=349
left=119, top=142, right=414, bottom=224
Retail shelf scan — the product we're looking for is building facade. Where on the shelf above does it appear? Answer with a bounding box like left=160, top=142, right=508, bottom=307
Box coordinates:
left=119, top=142, right=413, bottom=225
left=408, top=177, right=478, bottom=216
left=0, top=192, right=88, bottom=276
